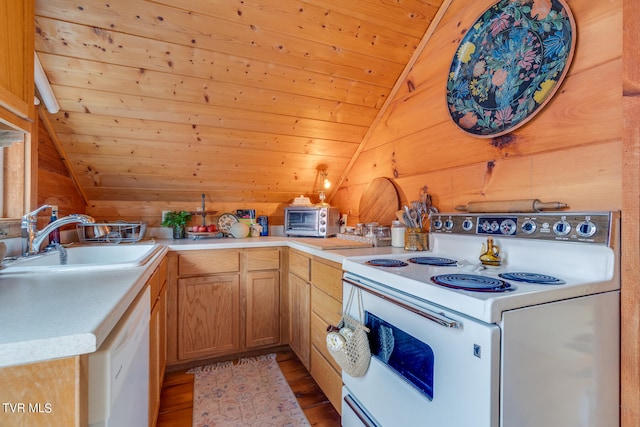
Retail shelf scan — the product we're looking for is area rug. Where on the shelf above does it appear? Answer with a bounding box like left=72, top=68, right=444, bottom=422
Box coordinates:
left=187, top=354, right=311, bottom=427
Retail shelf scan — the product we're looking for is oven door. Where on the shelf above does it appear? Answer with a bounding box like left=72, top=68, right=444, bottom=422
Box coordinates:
left=342, top=274, right=500, bottom=427
left=285, top=209, right=320, bottom=236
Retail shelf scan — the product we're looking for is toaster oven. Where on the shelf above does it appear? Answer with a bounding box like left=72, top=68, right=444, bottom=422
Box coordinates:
left=284, top=206, right=340, bottom=237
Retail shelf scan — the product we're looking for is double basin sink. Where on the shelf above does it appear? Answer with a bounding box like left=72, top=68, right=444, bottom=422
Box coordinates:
left=1, top=244, right=163, bottom=273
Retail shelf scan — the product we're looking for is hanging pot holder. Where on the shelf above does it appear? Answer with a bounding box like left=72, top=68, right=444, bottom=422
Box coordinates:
left=326, top=286, right=371, bottom=377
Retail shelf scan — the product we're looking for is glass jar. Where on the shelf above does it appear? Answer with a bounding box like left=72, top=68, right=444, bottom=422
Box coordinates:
left=364, top=222, right=379, bottom=237
left=391, top=220, right=406, bottom=247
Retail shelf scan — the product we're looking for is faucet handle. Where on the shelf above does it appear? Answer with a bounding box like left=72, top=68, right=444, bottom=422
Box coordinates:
left=22, top=205, right=52, bottom=225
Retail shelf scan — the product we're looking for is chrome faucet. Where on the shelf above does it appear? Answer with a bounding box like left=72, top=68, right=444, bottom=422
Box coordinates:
left=45, top=242, right=68, bottom=265
left=21, top=205, right=107, bottom=255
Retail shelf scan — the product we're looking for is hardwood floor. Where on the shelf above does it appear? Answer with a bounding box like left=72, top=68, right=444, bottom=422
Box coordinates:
left=156, top=350, right=342, bottom=427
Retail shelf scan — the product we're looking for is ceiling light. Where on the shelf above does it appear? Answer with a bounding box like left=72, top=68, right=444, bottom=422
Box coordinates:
left=34, top=53, right=60, bottom=114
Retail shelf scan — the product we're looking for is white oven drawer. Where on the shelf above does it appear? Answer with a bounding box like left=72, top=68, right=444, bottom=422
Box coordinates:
left=342, top=387, right=379, bottom=427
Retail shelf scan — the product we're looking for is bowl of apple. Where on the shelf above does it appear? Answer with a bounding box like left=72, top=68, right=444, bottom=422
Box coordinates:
left=186, top=224, right=223, bottom=239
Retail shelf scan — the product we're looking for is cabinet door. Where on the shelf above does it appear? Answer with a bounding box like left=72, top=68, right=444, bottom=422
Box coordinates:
left=0, top=0, right=34, bottom=124
left=246, top=271, right=280, bottom=348
left=178, top=274, right=240, bottom=360
left=289, top=273, right=310, bottom=368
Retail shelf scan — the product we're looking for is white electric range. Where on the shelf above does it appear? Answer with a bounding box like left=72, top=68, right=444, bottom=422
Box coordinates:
left=340, top=212, right=620, bottom=427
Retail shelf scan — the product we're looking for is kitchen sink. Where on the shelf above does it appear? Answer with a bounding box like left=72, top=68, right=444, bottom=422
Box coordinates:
left=0, top=244, right=164, bottom=273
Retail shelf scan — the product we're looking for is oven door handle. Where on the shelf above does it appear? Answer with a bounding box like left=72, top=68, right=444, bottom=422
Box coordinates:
left=344, top=394, right=379, bottom=427
left=343, top=277, right=460, bottom=329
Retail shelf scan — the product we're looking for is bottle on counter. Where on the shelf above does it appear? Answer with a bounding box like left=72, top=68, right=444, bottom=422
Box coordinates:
left=48, top=205, right=60, bottom=246
left=391, top=220, right=406, bottom=247
left=257, top=215, right=269, bottom=236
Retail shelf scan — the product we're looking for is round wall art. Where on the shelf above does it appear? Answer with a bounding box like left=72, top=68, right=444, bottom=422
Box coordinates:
left=445, top=0, right=576, bottom=137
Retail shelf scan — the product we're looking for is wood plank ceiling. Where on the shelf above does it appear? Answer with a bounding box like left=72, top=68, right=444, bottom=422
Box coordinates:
left=34, top=0, right=443, bottom=204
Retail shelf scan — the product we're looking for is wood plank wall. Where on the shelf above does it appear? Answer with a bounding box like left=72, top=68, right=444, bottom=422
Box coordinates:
left=36, top=112, right=85, bottom=228
left=333, top=0, right=622, bottom=217
left=37, top=1, right=639, bottom=424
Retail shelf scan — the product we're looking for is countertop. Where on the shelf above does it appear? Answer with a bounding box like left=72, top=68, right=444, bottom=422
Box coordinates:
left=0, top=245, right=168, bottom=368
left=0, top=236, right=405, bottom=368
left=163, top=235, right=406, bottom=263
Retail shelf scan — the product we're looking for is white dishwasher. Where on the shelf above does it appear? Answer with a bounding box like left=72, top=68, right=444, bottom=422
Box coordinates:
left=89, top=286, right=150, bottom=427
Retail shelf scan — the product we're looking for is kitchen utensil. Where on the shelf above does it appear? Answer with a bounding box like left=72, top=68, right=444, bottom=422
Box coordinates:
left=409, top=208, right=421, bottom=228
left=403, top=206, right=416, bottom=228
left=455, top=199, right=568, bottom=213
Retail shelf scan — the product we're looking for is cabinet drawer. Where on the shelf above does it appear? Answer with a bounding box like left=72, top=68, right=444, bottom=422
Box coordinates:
left=246, top=248, right=280, bottom=271
left=311, top=311, right=342, bottom=374
left=288, top=250, right=310, bottom=280
left=312, top=286, right=342, bottom=325
left=311, top=259, right=342, bottom=301
left=178, top=250, right=240, bottom=276
left=311, top=346, right=342, bottom=415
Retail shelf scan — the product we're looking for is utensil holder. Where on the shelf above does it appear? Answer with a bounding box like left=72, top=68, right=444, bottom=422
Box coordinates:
left=404, top=228, right=428, bottom=251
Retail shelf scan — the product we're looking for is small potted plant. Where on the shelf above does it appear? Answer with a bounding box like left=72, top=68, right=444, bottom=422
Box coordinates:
left=161, top=211, right=193, bottom=239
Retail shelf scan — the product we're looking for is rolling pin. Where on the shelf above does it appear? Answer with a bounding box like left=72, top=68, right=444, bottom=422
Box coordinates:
left=455, top=199, right=568, bottom=213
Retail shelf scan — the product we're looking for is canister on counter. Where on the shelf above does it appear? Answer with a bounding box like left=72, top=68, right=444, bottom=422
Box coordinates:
left=257, top=215, right=268, bottom=236
left=391, top=220, right=405, bottom=247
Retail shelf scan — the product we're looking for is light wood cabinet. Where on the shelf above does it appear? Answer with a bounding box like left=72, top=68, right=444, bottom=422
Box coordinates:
left=0, top=355, right=87, bottom=427
left=0, top=0, right=35, bottom=131
left=149, top=258, right=167, bottom=427
left=287, top=249, right=344, bottom=414
left=178, top=273, right=241, bottom=360
left=167, top=247, right=283, bottom=365
left=246, top=271, right=280, bottom=348
left=309, top=257, right=343, bottom=414
left=288, top=270, right=311, bottom=368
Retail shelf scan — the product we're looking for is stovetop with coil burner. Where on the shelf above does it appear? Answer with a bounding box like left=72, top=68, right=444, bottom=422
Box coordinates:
left=342, top=212, right=620, bottom=323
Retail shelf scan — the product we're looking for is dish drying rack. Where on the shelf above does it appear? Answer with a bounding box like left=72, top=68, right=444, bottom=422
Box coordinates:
left=76, top=222, right=147, bottom=244
left=337, top=233, right=391, bottom=247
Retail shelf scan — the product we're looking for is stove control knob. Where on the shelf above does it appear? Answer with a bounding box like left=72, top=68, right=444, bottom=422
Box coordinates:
left=577, top=220, right=597, bottom=238
left=444, top=219, right=454, bottom=230
left=433, top=219, right=443, bottom=230
left=553, top=220, right=571, bottom=236
left=521, top=219, right=537, bottom=234
left=499, top=219, right=517, bottom=235
left=462, top=219, right=474, bottom=231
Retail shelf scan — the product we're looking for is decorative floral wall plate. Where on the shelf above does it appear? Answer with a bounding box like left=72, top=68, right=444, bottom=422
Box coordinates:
left=446, top=0, right=576, bottom=137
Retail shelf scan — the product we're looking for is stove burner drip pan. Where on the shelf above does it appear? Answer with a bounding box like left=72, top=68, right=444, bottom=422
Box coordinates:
left=431, top=274, right=515, bottom=292
left=408, top=257, right=457, bottom=266
left=365, top=259, right=409, bottom=267
left=499, top=272, right=565, bottom=284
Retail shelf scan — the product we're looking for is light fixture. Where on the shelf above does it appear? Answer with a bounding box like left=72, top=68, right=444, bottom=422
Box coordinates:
left=320, top=169, right=331, bottom=190
left=317, top=169, right=331, bottom=206
left=34, top=53, right=60, bottom=114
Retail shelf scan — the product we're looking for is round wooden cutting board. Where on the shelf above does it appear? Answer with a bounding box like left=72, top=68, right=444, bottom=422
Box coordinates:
left=359, top=177, right=400, bottom=226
